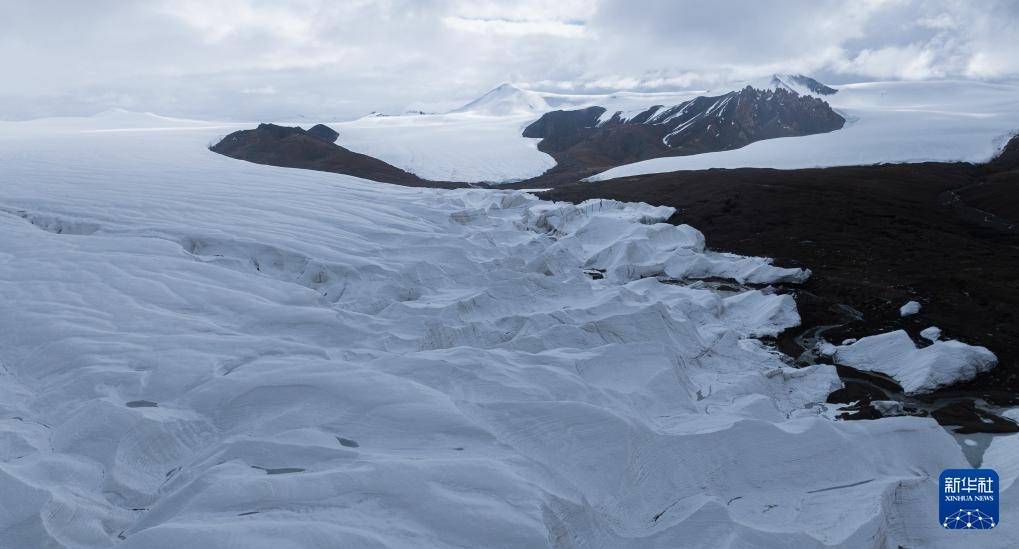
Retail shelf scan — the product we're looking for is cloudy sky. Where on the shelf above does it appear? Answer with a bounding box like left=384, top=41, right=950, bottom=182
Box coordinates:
left=2, top=0, right=1018, bottom=120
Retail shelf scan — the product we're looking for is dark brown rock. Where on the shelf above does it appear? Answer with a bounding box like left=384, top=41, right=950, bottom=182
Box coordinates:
left=988, top=134, right=1019, bottom=173
left=210, top=124, right=463, bottom=188
left=931, top=400, right=1019, bottom=434
left=307, top=123, right=339, bottom=143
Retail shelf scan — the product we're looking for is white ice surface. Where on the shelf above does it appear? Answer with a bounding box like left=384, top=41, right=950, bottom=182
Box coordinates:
left=590, top=80, right=1019, bottom=180
left=833, top=330, right=998, bottom=394
left=0, top=113, right=1016, bottom=548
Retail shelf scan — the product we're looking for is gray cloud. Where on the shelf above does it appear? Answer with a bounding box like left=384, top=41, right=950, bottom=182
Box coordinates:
left=1, top=0, right=1016, bottom=120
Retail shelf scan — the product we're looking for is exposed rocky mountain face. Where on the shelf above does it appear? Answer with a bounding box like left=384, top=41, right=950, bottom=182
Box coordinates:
left=522, top=86, right=846, bottom=177
left=520, top=106, right=606, bottom=151
left=210, top=124, right=463, bottom=188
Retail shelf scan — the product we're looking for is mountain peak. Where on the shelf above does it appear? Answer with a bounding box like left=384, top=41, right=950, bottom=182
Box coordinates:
left=451, top=83, right=550, bottom=116
left=709, top=74, right=837, bottom=97
left=770, top=74, right=838, bottom=96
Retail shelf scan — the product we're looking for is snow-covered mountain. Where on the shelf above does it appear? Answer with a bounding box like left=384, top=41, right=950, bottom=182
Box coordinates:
left=334, top=76, right=1018, bottom=185
left=522, top=86, right=845, bottom=176
left=770, top=73, right=838, bottom=96
left=591, top=79, right=1019, bottom=180
left=451, top=83, right=550, bottom=116
left=328, top=80, right=843, bottom=184
left=697, top=74, right=840, bottom=99
left=2, top=112, right=1015, bottom=548
left=243, top=76, right=1019, bottom=186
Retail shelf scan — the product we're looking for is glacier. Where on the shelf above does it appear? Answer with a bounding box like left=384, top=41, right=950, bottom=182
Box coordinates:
left=0, top=113, right=1016, bottom=548
left=331, top=111, right=555, bottom=183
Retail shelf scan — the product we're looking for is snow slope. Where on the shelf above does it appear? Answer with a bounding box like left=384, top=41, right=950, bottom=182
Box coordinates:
left=0, top=113, right=1016, bottom=548
left=590, top=80, right=1019, bottom=180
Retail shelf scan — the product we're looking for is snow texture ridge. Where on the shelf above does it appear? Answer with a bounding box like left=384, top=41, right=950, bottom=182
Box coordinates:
left=0, top=114, right=1015, bottom=548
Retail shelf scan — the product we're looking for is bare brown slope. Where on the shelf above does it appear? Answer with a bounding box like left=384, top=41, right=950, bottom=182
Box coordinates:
left=211, top=124, right=466, bottom=188
left=957, top=172, right=1019, bottom=225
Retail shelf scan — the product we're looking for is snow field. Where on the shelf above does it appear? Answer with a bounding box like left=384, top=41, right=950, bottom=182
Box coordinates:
left=0, top=114, right=1015, bottom=547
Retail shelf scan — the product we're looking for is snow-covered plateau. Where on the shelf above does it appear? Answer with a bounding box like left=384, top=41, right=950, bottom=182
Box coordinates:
left=0, top=113, right=1016, bottom=548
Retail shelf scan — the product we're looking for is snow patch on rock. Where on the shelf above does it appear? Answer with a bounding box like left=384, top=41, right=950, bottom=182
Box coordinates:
left=900, top=300, right=922, bottom=317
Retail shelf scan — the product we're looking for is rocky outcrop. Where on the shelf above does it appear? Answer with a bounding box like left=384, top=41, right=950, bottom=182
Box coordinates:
left=307, top=123, right=339, bottom=143
left=989, top=134, right=1019, bottom=173
left=958, top=134, right=1019, bottom=224
left=521, top=106, right=606, bottom=151
left=210, top=124, right=462, bottom=188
